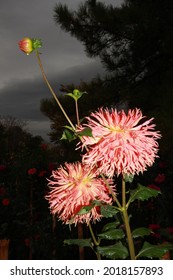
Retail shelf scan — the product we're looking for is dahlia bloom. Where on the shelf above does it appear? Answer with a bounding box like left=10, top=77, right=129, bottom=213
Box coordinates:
left=46, top=162, right=115, bottom=224
left=78, top=108, right=161, bottom=177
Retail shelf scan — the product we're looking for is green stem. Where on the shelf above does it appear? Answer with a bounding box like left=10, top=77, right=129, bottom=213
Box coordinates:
left=88, top=222, right=101, bottom=260
left=122, top=178, right=136, bottom=260
left=75, top=99, right=80, bottom=126
left=35, top=50, right=75, bottom=131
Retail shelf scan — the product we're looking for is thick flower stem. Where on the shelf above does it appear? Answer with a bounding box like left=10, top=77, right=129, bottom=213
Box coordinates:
left=35, top=50, right=75, bottom=131
left=122, top=178, right=136, bottom=260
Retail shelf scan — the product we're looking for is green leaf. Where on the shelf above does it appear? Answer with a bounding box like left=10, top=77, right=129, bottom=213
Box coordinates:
left=60, top=129, right=76, bottom=142
left=64, top=238, right=93, bottom=248
left=129, top=183, right=161, bottom=203
left=132, top=227, right=152, bottom=238
left=63, top=125, right=74, bottom=131
left=98, top=229, right=125, bottom=240
left=102, top=221, right=120, bottom=232
left=97, top=242, right=129, bottom=259
left=65, top=93, right=76, bottom=100
left=137, top=241, right=173, bottom=259
left=101, top=204, right=119, bottom=218
left=77, top=127, right=93, bottom=137
left=66, top=89, right=87, bottom=101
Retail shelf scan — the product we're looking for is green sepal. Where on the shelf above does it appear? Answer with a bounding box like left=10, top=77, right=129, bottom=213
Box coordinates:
left=97, top=242, right=129, bottom=259
left=32, top=38, right=42, bottom=50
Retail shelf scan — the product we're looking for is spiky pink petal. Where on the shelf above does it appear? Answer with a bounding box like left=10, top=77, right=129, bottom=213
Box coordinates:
left=77, top=108, right=161, bottom=177
left=46, top=162, right=115, bottom=224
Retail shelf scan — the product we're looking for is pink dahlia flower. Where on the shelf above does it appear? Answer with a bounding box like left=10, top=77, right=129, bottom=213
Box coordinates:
left=46, top=162, right=115, bottom=224
left=78, top=108, right=161, bottom=177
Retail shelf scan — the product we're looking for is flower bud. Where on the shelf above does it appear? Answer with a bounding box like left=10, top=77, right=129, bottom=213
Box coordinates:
left=18, top=37, right=42, bottom=55
left=18, top=37, right=33, bottom=55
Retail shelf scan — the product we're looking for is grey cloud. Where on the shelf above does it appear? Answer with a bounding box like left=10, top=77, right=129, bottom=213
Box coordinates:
left=0, top=60, right=104, bottom=120
left=0, top=0, right=122, bottom=140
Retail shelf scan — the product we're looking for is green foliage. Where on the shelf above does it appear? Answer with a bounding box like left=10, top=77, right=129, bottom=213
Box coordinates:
left=77, top=127, right=93, bottom=137
left=101, top=221, right=120, bottom=232
left=60, top=128, right=77, bottom=142
left=64, top=238, right=93, bottom=248
left=128, top=183, right=161, bottom=204
left=98, top=228, right=125, bottom=240
left=132, top=227, right=152, bottom=238
left=100, top=204, right=119, bottom=218
left=76, top=206, right=93, bottom=215
left=66, top=89, right=87, bottom=101
left=97, top=242, right=129, bottom=260
left=136, top=242, right=173, bottom=259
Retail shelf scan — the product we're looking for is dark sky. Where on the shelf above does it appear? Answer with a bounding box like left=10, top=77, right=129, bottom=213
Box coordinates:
left=0, top=0, right=123, bottom=141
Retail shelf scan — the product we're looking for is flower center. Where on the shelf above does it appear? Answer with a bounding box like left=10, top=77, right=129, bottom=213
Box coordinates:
left=110, top=126, right=124, bottom=133
left=74, top=176, right=91, bottom=189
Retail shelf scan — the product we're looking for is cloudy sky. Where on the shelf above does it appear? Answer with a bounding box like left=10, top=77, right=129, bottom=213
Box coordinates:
left=0, top=0, right=122, bottom=141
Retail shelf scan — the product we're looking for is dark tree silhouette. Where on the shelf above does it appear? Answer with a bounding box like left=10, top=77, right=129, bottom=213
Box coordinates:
left=54, top=0, right=173, bottom=95
left=41, top=0, right=173, bottom=152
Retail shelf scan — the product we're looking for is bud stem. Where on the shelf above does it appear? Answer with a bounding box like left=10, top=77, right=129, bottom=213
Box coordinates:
left=35, top=50, right=75, bottom=131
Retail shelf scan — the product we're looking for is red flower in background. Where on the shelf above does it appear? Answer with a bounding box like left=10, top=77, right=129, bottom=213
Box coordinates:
left=148, top=224, right=161, bottom=239
left=152, top=232, right=161, bottom=239
left=34, top=234, right=41, bottom=240
left=2, top=198, right=10, bottom=206
left=48, top=162, right=56, bottom=173
left=167, top=227, right=173, bottom=235
left=40, top=143, right=48, bottom=150
left=154, top=173, right=165, bottom=184
left=0, top=165, right=6, bottom=172
left=38, top=170, right=47, bottom=177
left=148, top=223, right=160, bottom=231
left=27, top=168, right=37, bottom=175
left=24, top=238, right=30, bottom=247
left=147, top=184, right=161, bottom=191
